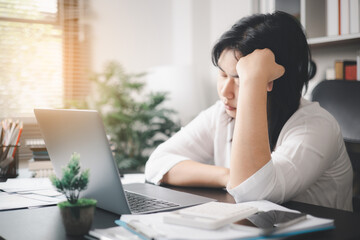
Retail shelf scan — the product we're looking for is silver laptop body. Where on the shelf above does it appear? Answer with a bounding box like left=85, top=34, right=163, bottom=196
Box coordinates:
left=34, top=108, right=214, bottom=215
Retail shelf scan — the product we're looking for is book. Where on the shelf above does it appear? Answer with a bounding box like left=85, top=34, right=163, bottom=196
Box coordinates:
left=32, top=152, right=50, bottom=161
left=340, top=0, right=350, bottom=35
left=350, top=0, right=360, bottom=33
left=335, top=60, right=344, bottom=79
left=344, top=61, right=357, bottom=80
left=327, top=0, right=340, bottom=36
left=26, top=139, right=46, bottom=150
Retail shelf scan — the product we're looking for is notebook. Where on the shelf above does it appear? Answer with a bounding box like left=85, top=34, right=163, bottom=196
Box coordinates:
left=34, top=108, right=214, bottom=215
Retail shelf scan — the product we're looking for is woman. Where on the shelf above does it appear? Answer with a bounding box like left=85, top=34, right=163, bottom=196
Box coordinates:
left=145, top=11, right=353, bottom=211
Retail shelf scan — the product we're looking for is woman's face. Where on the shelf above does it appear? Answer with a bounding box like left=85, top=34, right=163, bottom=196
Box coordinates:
left=217, top=49, right=241, bottom=118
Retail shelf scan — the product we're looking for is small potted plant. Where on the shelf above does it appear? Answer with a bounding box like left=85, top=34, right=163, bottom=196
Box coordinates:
left=50, top=152, right=97, bottom=236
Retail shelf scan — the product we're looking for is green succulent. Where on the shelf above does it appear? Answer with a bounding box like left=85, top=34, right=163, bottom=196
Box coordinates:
left=50, top=152, right=89, bottom=204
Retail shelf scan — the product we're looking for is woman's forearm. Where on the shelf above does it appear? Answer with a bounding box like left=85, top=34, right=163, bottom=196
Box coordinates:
left=161, top=160, right=229, bottom=188
left=228, top=80, right=271, bottom=189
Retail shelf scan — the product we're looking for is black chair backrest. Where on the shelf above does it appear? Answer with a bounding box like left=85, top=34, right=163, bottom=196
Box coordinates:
left=312, top=80, right=360, bottom=144
left=312, top=80, right=360, bottom=212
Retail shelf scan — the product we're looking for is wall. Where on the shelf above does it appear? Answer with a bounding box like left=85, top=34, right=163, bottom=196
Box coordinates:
left=88, top=0, right=252, bottom=125
left=88, top=0, right=173, bottom=73
left=208, top=0, right=253, bottom=103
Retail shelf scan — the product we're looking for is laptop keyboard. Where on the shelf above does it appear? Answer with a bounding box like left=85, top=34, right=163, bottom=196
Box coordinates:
left=125, top=191, right=180, bottom=213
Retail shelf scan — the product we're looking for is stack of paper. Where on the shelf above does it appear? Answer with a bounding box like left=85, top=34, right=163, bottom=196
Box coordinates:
left=117, top=200, right=334, bottom=240
left=0, top=178, right=65, bottom=210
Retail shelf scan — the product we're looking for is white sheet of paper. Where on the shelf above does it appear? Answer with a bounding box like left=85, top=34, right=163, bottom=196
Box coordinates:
left=23, top=189, right=63, bottom=197
left=121, top=174, right=145, bottom=184
left=18, top=193, right=65, bottom=203
left=0, top=178, right=65, bottom=210
left=0, top=178, right=55, bottom=192
left=0, top=192, right=59, bottom=210
left=90, top=226, right=142, bottom=240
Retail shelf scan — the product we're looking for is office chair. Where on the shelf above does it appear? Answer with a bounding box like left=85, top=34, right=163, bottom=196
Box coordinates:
left=312, top=80, right=360, bottom=212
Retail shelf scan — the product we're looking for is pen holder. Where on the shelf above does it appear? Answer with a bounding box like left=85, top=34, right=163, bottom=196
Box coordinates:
left=0, top=145, right=20, bottom=180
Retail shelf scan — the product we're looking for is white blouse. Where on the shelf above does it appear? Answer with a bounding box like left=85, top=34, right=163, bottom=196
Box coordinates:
left=145, top=99, right=353, bottom=211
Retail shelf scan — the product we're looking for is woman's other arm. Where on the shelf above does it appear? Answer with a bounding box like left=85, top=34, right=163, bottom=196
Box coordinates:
left=162, top=160, right=229, bottom=187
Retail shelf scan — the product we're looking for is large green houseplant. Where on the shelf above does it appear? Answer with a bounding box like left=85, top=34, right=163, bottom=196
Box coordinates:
left=91, top=62, right=180, bottom=171
left=50, top=152, right=97, bottom=236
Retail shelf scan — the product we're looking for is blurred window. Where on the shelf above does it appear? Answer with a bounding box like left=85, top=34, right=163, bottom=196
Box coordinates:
left=0, top=0, right=90, bottom=118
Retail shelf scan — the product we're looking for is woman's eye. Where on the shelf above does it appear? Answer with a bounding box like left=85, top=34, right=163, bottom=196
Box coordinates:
left=220, top=73, right=227, bottom=78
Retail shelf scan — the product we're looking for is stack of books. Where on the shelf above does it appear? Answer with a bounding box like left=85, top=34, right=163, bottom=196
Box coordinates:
left=335, top=60, right=358, bottom=81
left=325, top=58, right=359, bottom=81
left=26, top=139, right=54, bottom=178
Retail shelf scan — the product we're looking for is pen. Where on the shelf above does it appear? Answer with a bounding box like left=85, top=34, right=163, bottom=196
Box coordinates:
left=12, top=122, right=23, bottom=158
left=115, top=220, right=154, bottom=240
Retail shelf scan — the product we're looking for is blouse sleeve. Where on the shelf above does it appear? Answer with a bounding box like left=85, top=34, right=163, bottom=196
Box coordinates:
left=145, top=103, right=219, bottom=185
left=227, top=110, right=341, bottom=204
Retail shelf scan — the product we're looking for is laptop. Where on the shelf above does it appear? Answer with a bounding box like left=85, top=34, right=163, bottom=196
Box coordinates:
left=34, top=108, right=214, bottom=215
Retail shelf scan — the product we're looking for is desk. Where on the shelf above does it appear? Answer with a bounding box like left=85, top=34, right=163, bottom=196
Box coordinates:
left=1, top=186, right=360, bottom=240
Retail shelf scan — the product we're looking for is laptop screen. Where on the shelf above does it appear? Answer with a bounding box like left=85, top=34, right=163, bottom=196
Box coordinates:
left=34, top=108, right=131, bottom=214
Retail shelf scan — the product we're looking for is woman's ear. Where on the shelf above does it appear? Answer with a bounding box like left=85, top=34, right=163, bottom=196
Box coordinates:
left=267, top=82, right=273, bottom=92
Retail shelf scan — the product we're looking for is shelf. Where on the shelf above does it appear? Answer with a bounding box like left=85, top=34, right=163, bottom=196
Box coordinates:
left=308, top=33, right=360, bottom=48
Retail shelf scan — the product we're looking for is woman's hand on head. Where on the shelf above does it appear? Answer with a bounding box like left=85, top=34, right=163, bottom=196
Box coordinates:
left=236, top=48, right=285, bottom=91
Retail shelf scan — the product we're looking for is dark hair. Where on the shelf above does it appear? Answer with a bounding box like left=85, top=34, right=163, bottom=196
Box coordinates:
left=212, top=11, right=312, bottom=151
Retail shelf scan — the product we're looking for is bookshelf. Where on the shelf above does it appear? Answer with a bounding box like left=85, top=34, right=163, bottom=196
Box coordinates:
left=258, top=0, right=360, bottom=98
left=266, top=0, right=360, bottom=43
left=308, top=33, right=360, bottom=47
